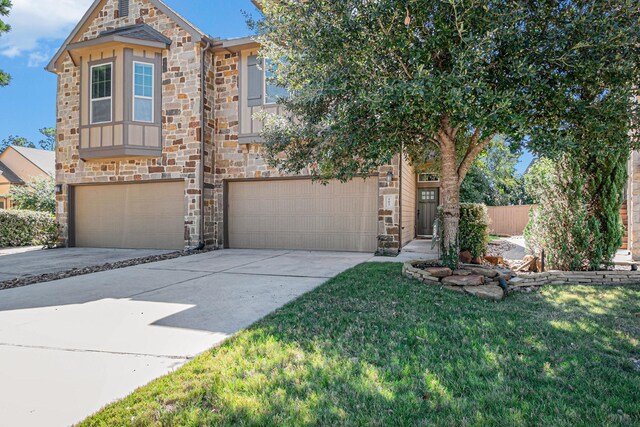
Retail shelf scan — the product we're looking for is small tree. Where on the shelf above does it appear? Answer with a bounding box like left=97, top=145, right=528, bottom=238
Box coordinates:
left=8, top=177, right=56, bottom=214
left=0, top=0, right=11, bottom=87
left=251, top=1, right=639, bottom=267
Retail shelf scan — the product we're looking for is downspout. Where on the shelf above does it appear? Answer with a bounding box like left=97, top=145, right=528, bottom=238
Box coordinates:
left=196, top=38, right=214, bottom=251
left=398, top=148, right=403, bottom=252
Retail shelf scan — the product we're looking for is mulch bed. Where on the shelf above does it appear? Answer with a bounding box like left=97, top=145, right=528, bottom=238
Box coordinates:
left=0, top=248, right=214, bottom=292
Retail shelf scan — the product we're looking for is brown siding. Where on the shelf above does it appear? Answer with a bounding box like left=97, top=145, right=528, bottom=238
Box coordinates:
left=401, top=157, right=416, bottom=246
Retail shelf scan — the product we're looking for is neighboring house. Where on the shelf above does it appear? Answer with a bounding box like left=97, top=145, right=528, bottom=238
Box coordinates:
left=0, top=146, right=55, bottom=209
left=47, top=0, right=442, bottom=252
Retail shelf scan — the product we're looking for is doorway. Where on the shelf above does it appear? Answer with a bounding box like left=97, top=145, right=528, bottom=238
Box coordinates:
left=417, top=188, right=439, bottom=237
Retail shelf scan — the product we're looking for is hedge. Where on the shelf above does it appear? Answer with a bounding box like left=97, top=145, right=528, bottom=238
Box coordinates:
left=0, top=209, right=59, bottom=248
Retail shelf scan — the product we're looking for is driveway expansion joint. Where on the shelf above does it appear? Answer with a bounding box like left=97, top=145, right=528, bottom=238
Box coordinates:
left=0, top=342, right=192, bottom=360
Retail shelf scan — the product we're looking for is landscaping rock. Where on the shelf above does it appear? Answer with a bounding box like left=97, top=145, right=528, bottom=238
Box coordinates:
left=425, top=267, right=453, bottom=278
left=464, top=285, right=504, bottom=301
left=442, top=275, right=485, bottom=287
left=459, top=251, right=473, bottom=264
left=471, top=256, right=483, bottom=265
left=485, top=256, right=504, bottom=265
left=465, top=266, right=499, bottom=278
left=452, top=269, right=472, bottom=276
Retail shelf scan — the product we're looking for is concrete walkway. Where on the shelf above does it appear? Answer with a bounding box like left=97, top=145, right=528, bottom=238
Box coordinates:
left=0, top=247, right=171, bottom=282
left=0, top=249, right=371, bottom=426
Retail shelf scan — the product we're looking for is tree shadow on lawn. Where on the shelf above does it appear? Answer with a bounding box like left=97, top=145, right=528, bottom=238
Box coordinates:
left=82, top=263, right=640, bottom=427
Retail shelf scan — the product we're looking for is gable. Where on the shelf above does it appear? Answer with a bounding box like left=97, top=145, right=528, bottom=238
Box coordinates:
left=47, top=0, right=209, bottom=73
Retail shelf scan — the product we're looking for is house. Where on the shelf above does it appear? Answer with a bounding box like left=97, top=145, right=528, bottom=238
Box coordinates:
left=0, top=146, right=55, bottom=209
left=47, top=0, right=442, bottom=252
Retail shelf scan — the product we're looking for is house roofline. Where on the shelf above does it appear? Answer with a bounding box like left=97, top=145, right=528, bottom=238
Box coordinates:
left=46, top=0, right=209, bottom=73
left=4, top=146, right=55, bottom=177
left=251, top=0, right=263, bottom=11
left=212, top=36, right=260, bottom=53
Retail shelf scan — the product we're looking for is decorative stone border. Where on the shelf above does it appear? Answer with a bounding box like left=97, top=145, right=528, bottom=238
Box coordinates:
left=511, top=271, right=640, bottom=287
left=402, top=260, right=514, bottom=301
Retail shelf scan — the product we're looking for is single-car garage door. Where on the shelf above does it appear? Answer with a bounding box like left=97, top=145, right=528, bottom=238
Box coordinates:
left=228, top=178, right=378, bottom=252
left=74, top=181, right=185, bottom=250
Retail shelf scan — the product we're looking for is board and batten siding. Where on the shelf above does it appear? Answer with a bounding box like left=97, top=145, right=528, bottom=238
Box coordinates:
left=401, top=157, right=417, bottom=246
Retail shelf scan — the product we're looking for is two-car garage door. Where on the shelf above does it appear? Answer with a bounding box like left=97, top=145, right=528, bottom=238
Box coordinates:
left=74, top=182, right=185, bottom=250
left=228, top=178, right=378, bottom=252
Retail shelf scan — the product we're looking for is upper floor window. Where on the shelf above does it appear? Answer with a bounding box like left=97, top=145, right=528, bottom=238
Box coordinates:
left=133, top=62, right=154, bottom=122
left=264, top=59, right=289, bottom=105
left=91, top=63, right=112, bottom=124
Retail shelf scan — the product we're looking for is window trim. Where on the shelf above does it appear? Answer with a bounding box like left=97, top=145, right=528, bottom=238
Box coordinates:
left=89, top=62, right=113, bottom=125
left=132, top=61, right=155, bottom=123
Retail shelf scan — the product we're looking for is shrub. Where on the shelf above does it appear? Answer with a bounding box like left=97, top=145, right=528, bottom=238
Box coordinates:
left=524, top=156, right=624, bottom=271
left=9, top=176, right=56, bottom=214
left=0, top=209, right=59, bottom=248
left=436, top=203, right=490, bottom=262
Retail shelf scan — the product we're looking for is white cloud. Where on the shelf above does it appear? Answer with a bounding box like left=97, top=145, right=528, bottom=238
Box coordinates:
left=0, top=0, right=93, bottom=64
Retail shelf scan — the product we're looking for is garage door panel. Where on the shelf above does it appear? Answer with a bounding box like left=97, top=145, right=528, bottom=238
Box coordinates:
left=75, top=182, right=185, bottom=250
left=228, top=179, right=378, bottom=252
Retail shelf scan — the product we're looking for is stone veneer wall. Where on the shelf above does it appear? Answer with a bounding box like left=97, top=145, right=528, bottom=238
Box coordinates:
left=208, top=50, right=402, bottom=252
left=628, top=151, right=640, bottom=260
left=55, top=0, right=204, bottom=247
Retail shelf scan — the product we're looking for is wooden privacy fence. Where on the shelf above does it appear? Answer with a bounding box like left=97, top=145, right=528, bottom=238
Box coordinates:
left=486, top=204, right=536, bottom=236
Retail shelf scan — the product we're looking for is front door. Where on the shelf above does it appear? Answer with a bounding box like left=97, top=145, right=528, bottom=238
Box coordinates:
left=417, top=188, right=439, bottom=236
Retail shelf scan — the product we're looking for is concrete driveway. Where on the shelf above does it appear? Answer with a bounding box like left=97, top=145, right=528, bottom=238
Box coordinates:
left=0, top=249, right=371, bottom=426
left=0, top=247, right=171, bottom=282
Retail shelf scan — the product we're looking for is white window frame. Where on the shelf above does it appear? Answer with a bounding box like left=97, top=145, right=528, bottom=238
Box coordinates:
left=90, top=63, right=113, bottom=125
left=132, top=61, right=154, bottom=123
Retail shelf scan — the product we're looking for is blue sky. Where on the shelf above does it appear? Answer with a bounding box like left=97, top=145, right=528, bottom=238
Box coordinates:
left=0, top=0, right=533, bottom=173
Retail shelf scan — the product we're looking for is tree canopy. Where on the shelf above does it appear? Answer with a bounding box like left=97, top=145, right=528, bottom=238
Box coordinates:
left=0, top=0, right=11, bottom=87
left=251, top=0, right=640, bottom=264
left=1, top=128, right=57, bottom=152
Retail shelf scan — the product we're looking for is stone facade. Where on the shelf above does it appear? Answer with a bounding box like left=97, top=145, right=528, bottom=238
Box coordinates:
left=53, top=0, right=406, bottom=253
left=55, top=0, right=204, bottom=247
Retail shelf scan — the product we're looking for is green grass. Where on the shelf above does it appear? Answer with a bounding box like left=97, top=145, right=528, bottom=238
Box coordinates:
left=489, top=234, right=505, bottom=242
left=82, top=263, right=640, bottom=427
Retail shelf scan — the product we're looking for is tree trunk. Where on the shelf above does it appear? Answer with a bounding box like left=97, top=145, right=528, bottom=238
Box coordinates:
left=440, top=141, right=461, bottom=267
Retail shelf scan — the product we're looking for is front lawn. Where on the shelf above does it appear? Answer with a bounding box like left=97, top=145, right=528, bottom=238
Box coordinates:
left=82, top=263, right=640, bottom=426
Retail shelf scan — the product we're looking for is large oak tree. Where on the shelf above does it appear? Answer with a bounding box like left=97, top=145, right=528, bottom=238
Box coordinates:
left=251, top=0, right=639, bottom=262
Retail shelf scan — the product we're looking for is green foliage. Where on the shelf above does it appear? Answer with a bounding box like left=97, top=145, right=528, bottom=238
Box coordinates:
left=460, top=139, right=532, bottom=206
left=1, top=128, right=57, bottom=151
left=8, top=177, right=56, bottom=214
left=251, top=0, right=639, bottom=255
left=524, top=155, right=625, bottom=271
left=0, top=0, right=11, bottom=87
left=436, top=203, right=490, bottom=260
left=459, top=203, right=490, bottom=258
left=0, top=209, right=58, bottom=248
left=37, top=128, right=56, bottom=151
